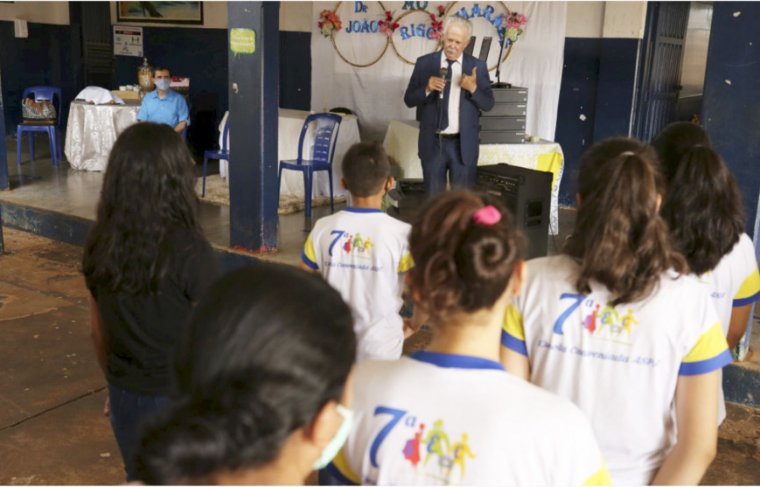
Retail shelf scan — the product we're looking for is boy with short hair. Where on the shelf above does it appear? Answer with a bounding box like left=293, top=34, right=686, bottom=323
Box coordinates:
left=301, top=143, right=413, bottom=361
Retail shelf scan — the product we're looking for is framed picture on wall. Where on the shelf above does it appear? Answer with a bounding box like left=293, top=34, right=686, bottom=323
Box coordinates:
left=117, top=2, right=204, bottom=25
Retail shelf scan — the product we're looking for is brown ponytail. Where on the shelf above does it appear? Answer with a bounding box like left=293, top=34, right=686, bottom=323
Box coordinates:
left=564, top=138, right=687, bottom=305
left=408, top=191, right=525, bottom=325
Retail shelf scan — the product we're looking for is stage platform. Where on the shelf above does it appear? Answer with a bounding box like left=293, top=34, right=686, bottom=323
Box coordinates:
left=0, top=136, right=341, bottom=270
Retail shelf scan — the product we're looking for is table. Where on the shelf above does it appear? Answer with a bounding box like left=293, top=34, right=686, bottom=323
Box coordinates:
left=219, top=108, right=361, bottom=199
left=65, top=100, right=140, bottom=171
left=382, top=120, right=564, bottom=235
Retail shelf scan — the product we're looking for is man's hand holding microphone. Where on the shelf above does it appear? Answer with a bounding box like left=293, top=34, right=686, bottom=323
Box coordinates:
left=427, top=65, right=449, bottom=98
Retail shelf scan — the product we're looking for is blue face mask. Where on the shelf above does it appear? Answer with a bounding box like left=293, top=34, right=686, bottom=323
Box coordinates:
left=313, top=404, right=353, bottom=470
left=154, top=78, right=171, bottom=91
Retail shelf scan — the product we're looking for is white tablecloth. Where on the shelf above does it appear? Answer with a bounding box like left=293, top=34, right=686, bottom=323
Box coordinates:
left=382, top=120, right=564, bottom=235
left=64, top=101, right=140, bottom=171
left=218, top=109, right=361, bottom=199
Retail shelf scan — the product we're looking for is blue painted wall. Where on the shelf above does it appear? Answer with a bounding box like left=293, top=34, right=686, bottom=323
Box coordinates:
left=113, top=26, right=228, bottom=155
left=280, top=31, right=311, bottom=111
left=592, top=38, right=640, bottom=141
left=554, top=37, right=640, bottom=206
left=111, top=27, right=310, bottom=154
left=554, top=38, right=600, bottom=206
left=702, top=2, right=760, bottom=231
left=1, top=21, right=311, bottom=151
left=0, top=20, right=77, bottom=137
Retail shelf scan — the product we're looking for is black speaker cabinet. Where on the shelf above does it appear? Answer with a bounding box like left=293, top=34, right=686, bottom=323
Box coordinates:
left=387, top=179, right=426, bottom=223
left=476, top=163, right=551, bottom=259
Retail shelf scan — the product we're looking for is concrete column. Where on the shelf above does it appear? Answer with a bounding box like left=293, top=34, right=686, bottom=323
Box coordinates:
left=227, top=2, right=280, bottom=251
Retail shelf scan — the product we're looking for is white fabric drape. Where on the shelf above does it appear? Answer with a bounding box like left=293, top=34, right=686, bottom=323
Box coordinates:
left=310, top=1, right=567, bottom=142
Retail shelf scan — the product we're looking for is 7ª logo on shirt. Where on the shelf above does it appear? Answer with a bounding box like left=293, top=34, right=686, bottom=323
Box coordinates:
left=328, top=229, right=374, bottom=258
left=552, top=293, right=641, bottom=345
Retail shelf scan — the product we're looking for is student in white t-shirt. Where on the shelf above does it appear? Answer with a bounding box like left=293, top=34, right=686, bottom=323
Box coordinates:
left=501, top=138, right=732, bottom=486
left=653, top=123, right=760, bottom=425
left=326, top=191, right=610, bottom=486
left=653, top=122, right=760, bottom=352
left=301, top=143, right=414, bottom=361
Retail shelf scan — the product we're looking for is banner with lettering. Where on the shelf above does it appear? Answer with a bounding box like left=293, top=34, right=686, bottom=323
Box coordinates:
left=311, top=1, right=567, bottom=142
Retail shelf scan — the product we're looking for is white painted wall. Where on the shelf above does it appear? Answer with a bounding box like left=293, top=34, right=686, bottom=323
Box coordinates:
left=0, top=1, right=69, bottom=25
left=602, top=1, right=647, bottom=39
left=566, top=1, right=647, bottom=39
left=565, top=2, right=604, bottom=38
left=281, top=1, right=312, bottom=32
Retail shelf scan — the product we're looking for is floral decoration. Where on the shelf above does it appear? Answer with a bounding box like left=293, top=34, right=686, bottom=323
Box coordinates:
left=378, top=10, right=400, bottom=37
left=498, top=11, right=527, bottom=48
left=318, top=9, right=343, bottom=38
left=429, top=4, right=446, bottom=40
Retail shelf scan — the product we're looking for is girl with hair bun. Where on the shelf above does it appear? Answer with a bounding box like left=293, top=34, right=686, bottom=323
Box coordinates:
left=326, top=191, right=608, bottom=485
left=502, top=137, right=732, bottom=485
left=134, top=263, right=356, bottom=485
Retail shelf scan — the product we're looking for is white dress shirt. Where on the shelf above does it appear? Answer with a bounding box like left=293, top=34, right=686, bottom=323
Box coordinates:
left=440, top=51, right=463, bottom=134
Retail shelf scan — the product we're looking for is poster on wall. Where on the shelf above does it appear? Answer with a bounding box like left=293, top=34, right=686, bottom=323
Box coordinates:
left=116, top=1, right=203, bottom=25
left=114, top=25, right=143, bottom=57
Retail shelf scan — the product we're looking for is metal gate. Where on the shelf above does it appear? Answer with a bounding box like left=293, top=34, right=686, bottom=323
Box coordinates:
left=632, top=2, right=691, bottom=142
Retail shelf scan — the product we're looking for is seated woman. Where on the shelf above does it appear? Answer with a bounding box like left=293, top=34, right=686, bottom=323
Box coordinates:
left=134, top=264, right=356, bottom=484
left=326, top=191, right=608, bottom=485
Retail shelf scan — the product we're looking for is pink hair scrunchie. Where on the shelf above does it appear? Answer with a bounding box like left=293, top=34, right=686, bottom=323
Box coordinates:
left=472, top=205, right=501, bottom=226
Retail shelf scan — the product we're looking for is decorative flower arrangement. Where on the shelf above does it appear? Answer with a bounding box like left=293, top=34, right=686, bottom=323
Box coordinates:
left=429, top=4, right=446, bottom=40
left=498, top=11, right=527, bottom=48
left=318, top=9, right=343, bottom=37
left=378, top=10, right=400, bottom=37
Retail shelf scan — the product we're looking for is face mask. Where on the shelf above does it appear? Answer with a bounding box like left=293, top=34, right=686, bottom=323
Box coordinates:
left=154, top=79, right=171, bottom=91
left=313, top=404, right=353, bottom=470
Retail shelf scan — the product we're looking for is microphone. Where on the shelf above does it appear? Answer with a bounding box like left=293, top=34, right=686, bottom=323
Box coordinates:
left=439, top=66, right=448, bottom=99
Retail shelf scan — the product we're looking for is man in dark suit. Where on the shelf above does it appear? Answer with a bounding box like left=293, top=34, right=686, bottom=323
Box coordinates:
left=404, top=17, right=495, bottom=195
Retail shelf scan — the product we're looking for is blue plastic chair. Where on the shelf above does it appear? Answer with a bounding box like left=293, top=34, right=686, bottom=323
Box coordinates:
left=16, top=86, right=63, bottom=167
left=278, top=113, right=342, bottom=219
left=201, top=115, right=229, bottom=197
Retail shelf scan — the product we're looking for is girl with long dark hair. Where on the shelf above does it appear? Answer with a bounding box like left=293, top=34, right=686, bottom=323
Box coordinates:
left=501, top=138, right=732, bottom=484
left=134, top=264, right=356, bottom=484
left=83, top=122, right=219, bottom=481
left=653, top=122, right=760, bottom=425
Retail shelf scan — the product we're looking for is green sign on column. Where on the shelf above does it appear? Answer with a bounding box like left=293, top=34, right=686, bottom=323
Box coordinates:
left=230, top=28, right=256, bottom=54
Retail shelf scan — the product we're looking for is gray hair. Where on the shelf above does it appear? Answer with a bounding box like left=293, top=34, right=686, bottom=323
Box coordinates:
left=444, top=16, right=473, bottom=38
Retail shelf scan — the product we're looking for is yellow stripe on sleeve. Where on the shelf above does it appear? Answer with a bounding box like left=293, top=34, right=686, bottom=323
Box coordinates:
left=501, top=303, right=528, bottom=355
left=734, top=267, right=760, bottom=306
left=301, top=235, right=320, bottom=270
left=502, top=303, right=525, bottom=340
left=583, top=460, right=612, bottom=486
left=329, top=447, right=361, bottom=485
left=398, top=252, right=414, bottom=273
left=679, top=322, right=732, bottom=375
